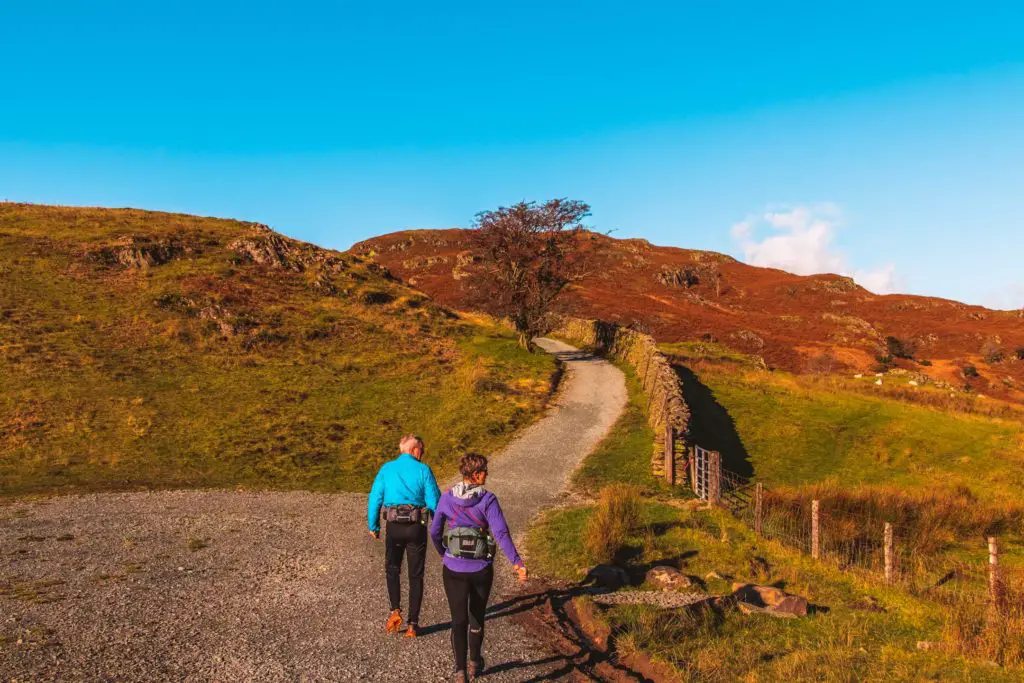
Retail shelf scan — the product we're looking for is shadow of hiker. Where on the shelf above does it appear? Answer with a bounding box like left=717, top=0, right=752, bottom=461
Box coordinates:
left=674, top=364, right=754, bottom=478
left=417, top=583, right=656, bottom=681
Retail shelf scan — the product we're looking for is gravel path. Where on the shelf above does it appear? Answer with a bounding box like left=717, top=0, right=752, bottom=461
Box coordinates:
left=0, top=338, right=627, bottom=682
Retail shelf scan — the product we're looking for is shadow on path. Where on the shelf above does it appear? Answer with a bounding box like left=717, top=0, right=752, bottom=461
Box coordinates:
left=674, top=364, right=754, bottom=478
left=419, top=583, right=658, bottom=682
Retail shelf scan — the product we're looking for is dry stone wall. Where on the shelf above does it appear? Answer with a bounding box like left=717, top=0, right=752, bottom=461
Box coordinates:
left=554, top=318, right=690, bottom=483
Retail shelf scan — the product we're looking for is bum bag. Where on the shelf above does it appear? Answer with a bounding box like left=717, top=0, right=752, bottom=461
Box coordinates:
left=385, top=505, right=426, bottom=524
left=444, top=526, right=496, bottom=560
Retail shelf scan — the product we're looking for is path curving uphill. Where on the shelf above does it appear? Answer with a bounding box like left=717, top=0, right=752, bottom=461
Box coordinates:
left=0, top=339, right=626, bottom=682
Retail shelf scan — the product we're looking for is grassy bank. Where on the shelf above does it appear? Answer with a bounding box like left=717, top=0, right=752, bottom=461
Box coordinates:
left=526, top=342, right=1023, bottom=680
left=1, top=204, right=555, bottom=495
left=665, top=340, right=1024, bottom=502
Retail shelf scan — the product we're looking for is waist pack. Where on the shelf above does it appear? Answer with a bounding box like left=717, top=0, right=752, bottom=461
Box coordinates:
left=386, top=505, right=426, bottom=524
left=444, top=526, right=496, bottom=560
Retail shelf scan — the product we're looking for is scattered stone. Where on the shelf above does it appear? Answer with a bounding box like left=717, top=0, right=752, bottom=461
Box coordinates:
left=731, top=583, right=808, bottom=617
left=590, top=591, right=706, bottom=609
left=773, top=595, right=809, bottom=617
left=645, top=566, right=695, bottom=591
left=854, top=373, right=863, bottom=379
left=875, top=379, right=883, bottom=385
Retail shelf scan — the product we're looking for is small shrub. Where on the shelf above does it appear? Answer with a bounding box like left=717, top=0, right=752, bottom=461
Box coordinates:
left=982, top=338, right=1005, bottom=364
left=1016, top=346, right=1024, bottom=361
left=584, top=484, right=643, bottom=564
left=963, top=364, right=980, bottom=378
left=873, top=354, right=894, bottom=372
left=918, top=359, right=933, bottom=367
left=885, top=336, right=915, bottom=360
left=361, top=290, right=395, bottom=305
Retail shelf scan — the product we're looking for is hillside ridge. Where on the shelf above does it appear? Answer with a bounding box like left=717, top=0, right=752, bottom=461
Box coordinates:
left=353, top=228, right=1024, bottom=404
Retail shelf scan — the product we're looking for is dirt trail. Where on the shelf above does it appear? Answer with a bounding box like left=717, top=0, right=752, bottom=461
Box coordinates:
left=0, top=339, right=626, bottom=682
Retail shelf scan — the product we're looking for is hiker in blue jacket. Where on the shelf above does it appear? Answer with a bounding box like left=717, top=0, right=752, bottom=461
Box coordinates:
left=367, top=434, right=441, bottom=637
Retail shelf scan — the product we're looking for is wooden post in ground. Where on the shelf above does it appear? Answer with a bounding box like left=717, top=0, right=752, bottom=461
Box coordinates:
left=754, top=483, right=764, bottom=537
left=811, top=500, right=821, bottom=560
left=664, top=423, right=675, bottom=485
left=710, top=451, right=721, bottom=504
left=884, top=523, right=894, bottom=584
left=989, top=536, right=1002, bottom=614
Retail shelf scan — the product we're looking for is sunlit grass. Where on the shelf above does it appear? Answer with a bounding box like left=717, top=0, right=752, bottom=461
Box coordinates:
left=0, top=204, right=556, bottom=495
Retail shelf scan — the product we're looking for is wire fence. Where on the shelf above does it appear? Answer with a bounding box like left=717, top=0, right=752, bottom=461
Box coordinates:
left=687, top=446, right=1022, bottom=642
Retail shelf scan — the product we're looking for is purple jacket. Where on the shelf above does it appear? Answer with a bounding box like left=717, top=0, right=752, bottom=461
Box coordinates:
left=429, top=485, right=522, bottom=573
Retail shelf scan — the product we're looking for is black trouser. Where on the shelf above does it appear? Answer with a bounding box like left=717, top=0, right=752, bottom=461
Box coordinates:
left=385, top=521, right=427, bottom=625
left=442, top=564, right=494, bottom=672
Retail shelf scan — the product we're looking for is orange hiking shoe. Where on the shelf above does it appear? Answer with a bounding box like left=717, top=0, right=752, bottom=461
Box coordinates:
left=385, top=609, right=403, bottom=634
left=403, top=623, right=418, bottom=638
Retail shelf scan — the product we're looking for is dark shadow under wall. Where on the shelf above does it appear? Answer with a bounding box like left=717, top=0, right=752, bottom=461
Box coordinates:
left=673, top=364, right=754, bottom=479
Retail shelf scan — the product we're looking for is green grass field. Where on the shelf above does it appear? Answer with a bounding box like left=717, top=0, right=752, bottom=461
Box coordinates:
left=671, top=345, right=1024, bottom=503
left=1, top=204, right=555, bottom=495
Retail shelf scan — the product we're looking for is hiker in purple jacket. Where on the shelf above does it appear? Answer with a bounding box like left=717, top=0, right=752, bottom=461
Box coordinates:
left=429, top=453, right=527, bottom=683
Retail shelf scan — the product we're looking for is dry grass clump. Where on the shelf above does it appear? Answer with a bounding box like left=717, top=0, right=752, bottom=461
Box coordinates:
left=584, top=484, right=643, bottom=564
left=942, top=571, right=1024, bottom=667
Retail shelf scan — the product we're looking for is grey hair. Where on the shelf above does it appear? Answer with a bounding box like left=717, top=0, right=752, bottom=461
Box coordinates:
left=399, top=434, right=424, bottom=454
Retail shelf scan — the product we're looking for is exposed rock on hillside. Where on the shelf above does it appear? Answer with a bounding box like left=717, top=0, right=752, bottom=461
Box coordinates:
left=90, top=236, right=189, bottom=268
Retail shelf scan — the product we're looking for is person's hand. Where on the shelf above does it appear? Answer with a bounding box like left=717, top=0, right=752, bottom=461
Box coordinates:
left=369, top=530, right=380, bottom=540
left=514, top=564, right=528, bottom=583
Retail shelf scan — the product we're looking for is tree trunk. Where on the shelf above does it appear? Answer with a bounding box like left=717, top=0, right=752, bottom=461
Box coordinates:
left=517, top=330, right=534, bottom=352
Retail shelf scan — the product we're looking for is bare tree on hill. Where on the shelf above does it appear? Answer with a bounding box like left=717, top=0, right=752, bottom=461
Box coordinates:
left=469, top=199, right=593, bottom=351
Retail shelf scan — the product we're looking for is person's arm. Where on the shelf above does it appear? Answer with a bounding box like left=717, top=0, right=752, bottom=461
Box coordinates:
left=484, top=495, right=523, bottom=567
left=367, top=467, right=386, bottom=535
left=423, top=466, right=441, bottom=513
left=429, top=500, right=448, bottom=556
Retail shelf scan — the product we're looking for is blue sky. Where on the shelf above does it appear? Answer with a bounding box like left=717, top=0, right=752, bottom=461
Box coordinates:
left=2, top=1, right=1023, bottom=307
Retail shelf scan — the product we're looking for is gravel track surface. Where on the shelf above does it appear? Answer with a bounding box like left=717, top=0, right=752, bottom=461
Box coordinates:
left=1, top=339, right=626, bottom=682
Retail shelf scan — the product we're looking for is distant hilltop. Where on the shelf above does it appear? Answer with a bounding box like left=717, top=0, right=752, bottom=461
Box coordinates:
left=354, top=229, right=1024, bottom=405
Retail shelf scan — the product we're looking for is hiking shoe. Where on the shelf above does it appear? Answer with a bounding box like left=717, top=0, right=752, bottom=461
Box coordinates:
left=403, top=623, right=418, bottom=638
left=451, top=671, right=467, bottom=683
left=385, top=609, right=403, bottom=634
left=468, top=657, right=485, bottom=679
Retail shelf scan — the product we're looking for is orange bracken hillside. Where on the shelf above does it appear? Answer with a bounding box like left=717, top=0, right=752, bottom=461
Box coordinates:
left=352, top=229, right=1024, bottom=403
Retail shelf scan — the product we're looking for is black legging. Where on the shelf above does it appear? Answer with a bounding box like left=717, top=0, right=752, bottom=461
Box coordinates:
left=384, top=521, right=427, bottom=625
left=442, top=564, right=494, bottom=671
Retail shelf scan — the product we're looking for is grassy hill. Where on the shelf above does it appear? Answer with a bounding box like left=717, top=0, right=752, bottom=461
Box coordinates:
left=0, top=203, right=555, bottom=496
left=354, top=228, right=1024, bottom=405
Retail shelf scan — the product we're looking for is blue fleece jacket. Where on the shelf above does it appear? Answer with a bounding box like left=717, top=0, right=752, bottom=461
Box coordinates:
left=367, top=453, right=441, bottom=533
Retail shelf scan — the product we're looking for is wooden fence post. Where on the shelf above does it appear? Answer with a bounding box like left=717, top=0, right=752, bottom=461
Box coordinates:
left=989, top=536, right=1002, bottom=614
left=664, top=423, right=675, bottom=485
left=710, top=451, right=721, bottom=504
left=754, top=482, right=764, bottom=537
left=884, top=523, right=894, bottom=584
left=811, top=500, right=820, bottom=560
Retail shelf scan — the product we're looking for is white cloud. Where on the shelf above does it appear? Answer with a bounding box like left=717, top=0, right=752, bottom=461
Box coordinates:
left=730, top=204, right=897, bottom=294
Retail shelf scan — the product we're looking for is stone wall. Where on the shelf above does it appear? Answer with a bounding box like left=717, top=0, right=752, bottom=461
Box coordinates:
left=554, top=318, right=690, bottom=483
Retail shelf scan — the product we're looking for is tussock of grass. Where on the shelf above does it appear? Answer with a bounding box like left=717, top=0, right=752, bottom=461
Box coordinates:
left=584, top=484, right=643, bottom=564
left=1, top=204, right=555, bottom=495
